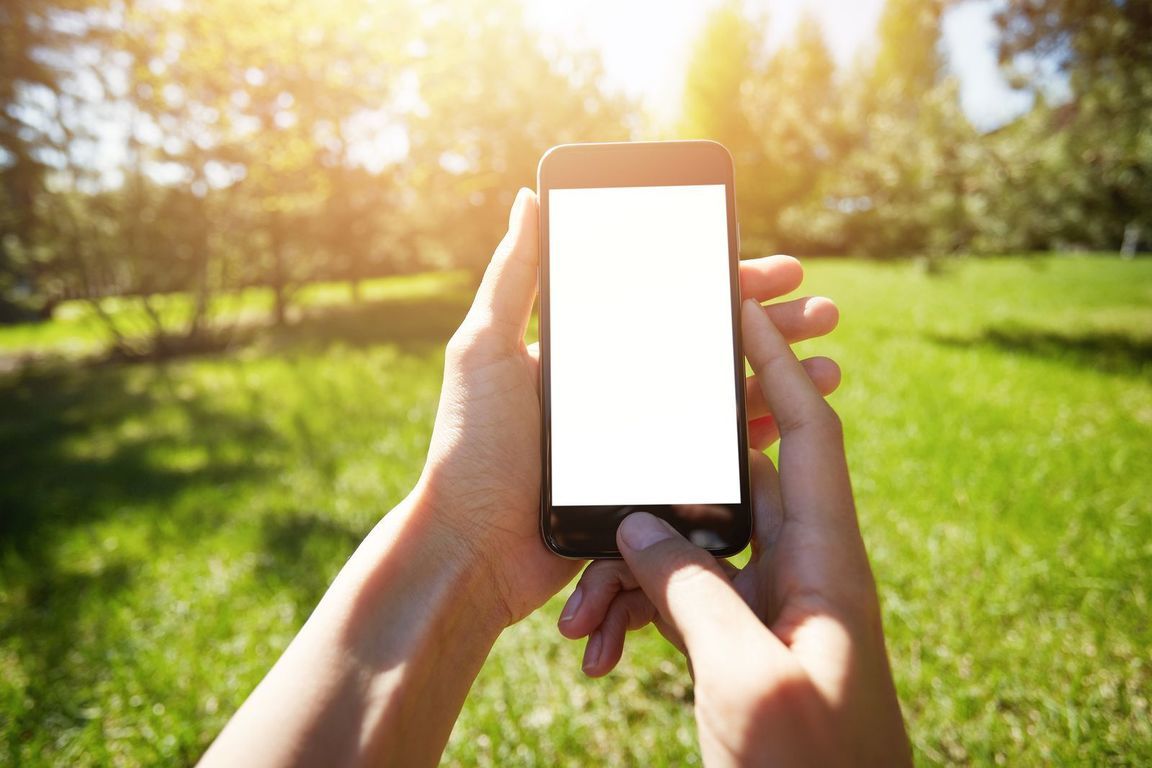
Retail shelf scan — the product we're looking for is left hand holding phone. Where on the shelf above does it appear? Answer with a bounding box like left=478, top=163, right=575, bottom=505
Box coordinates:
left=417, top=186, right=582, bottom=628
left=421, top=188, right=843, bottom=627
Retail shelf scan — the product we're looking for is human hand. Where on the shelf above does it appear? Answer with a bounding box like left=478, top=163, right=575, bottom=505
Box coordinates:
left=201, top=193, right=848, bottom=768
left=416, top=189, right=842, bottom=628
left=557, top=300, right=911, bottom=766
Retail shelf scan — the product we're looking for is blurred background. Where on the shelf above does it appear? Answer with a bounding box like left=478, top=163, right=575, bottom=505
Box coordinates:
left=1, top=0, right=1149, bottom=765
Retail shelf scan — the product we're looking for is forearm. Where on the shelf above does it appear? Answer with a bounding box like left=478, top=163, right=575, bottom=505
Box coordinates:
left=199, top=490, right=506, bottom=768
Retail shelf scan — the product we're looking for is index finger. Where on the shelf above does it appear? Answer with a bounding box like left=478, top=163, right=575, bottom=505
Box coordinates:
left=740, top=300, right=874, bottom=601
left=738, top=254, right=803, bottom=302
left=741, top=298, right=840, bottom=439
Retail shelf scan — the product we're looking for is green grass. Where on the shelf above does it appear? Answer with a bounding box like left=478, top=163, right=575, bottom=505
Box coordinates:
left=1, top=256, right=1150, bottom=765
left=0, top=271, right=472, bottom=358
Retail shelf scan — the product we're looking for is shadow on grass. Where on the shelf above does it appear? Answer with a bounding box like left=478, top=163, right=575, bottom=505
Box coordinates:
left=0, top=288, right=472, bottom=760
left=0, top=362, right=286, bottom=758
left=0, top=560, right=138, bottom=760
left=0, top=362, right=276, bottom=668
left=0, top=286, right=470, bottom=548
left=3, top=559, right=136, bottom=660
left=257, top=513, right=364, bottom=614
left=928, top=326, right=1152, bottom=376
left=264, top=291, right=473, bottom=355
left=0, top=364, right=272, bottom=555
left=0, top=284, right=466, bottom=591
left=0, top=290, right=464, bottom=638
left=0, top=282, right=474, bottom=374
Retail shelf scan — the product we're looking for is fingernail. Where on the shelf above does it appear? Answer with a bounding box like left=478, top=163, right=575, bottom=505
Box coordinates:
left=619, top=512, right=676, bottom=551
left=582, top=630, right=602, bottom=673
left=559, top=585, right=583, bottom=624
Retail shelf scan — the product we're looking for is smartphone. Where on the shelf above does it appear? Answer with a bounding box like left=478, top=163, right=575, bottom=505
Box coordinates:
left=538, top=140, right=752, bottom=559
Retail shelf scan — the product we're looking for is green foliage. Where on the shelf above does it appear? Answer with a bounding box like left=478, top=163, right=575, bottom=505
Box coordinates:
left=407, top=0, right=632, bottom=271
left=675, top=0, right=1151, bottom=258
left=994, top=0, right=1152, bottom=250
left=0, top=0, right=111, bottom=318
left=679, top=0, right=761, bottom=155
left=750, top=12, right=844, bottom=253
left=869, top=0, right=946, bottom=100
left=0, top=0, right=633, bottom=346
left=824, top=0, right=983, bottom=258
left=2, top=259, right=1150, bottom=765
left=680, top=0, right=984, bottom=258
left=5, top=0, right=1151, bottom=330
left=679, top=2, right=771, bottom=252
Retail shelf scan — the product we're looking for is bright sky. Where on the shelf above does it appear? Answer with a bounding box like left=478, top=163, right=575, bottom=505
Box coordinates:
left=524, top=0, right=1033, bottom=131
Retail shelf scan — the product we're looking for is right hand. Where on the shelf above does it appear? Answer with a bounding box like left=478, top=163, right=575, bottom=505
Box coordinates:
left=558, top=299, right=912, bottom=766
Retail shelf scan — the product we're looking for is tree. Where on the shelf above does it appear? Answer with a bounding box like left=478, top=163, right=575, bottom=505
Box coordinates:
left=679, top=1, right=769, bottom=253
left=1, top=0, right=635, bottom=351
left=131, top=0, right=417, bottom=326
left=870, top=0, right=946, bottom=101
left=963, top=96, right=1072, bottom=254
left=407, top=0, right=632, bottom=272
left=0, top=0, right=111, bottom=319
left=679, top=0, right=977, bottom=258
left=994, top=0, right=1152, bottom=250
left=823, top=0, right=981, bottom=258
left=751, top=12, right=845, bottom=253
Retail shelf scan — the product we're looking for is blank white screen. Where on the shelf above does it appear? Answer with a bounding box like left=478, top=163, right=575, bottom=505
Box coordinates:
left=549, top=184, right=740, bottom=506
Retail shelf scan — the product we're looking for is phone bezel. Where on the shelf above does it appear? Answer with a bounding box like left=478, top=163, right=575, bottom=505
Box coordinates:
left=537, top=140, right=752, bottom=559
left=534, top=141, right=751, bottom=559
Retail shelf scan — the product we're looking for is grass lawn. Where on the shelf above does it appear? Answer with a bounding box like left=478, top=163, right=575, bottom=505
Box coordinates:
left=1, top=256, right=1150, bottom=765
left=0, top=272, right=474, bottom=360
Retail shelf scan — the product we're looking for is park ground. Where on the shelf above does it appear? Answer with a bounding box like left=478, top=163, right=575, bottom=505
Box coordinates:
left=1, top=255, right=1150, bottom=765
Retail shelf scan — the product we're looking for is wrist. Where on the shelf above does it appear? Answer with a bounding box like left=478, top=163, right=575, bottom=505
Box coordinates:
left=404, top=466, right=529, bottom=627
left=297, top=489, right=507, bottom=765
left=207, top=490, right=507, bottom=768
left=342, top=487, right=509, bottom=653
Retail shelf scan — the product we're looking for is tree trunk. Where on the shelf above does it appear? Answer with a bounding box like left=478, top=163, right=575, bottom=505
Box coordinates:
left=1120, top=222, right=1140, bottom=259
left=186, top=191, right=212, bottom=339
left=270, top=209, right=287, bottom=326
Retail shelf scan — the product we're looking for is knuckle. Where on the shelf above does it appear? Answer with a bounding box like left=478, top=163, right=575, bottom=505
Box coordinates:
left=752, top=351, right=788, bottom=382
left=445, top=327, right=471, bottom=359
left=781, top=400, right=843, bottom=439
left=624, top=595, right=658, bottom=629
left=581, top=560, right=630, bottom=593
left=815, top=403, right=843, bottom=436
left=655, top=547, right=722, bottom=595
left=609, top=593, right=653, bottom=632
left=445, top=322, right=492, bottom=364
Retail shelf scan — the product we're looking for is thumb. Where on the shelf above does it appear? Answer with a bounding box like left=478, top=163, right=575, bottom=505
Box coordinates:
left=617, top=513, right=767, bottom=666
left=463, top=187, right=538, bottom=350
